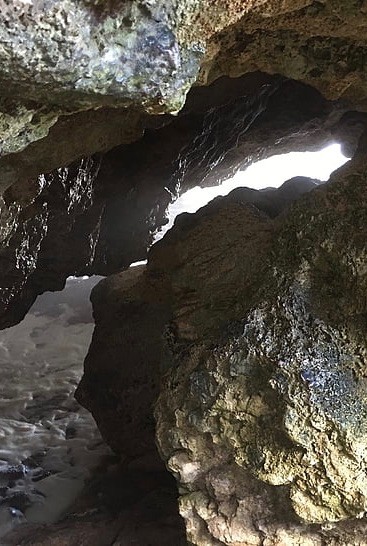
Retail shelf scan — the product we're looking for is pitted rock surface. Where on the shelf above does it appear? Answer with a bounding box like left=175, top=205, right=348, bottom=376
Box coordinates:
left=77, top=178, right=320, bottom=460
left=153, top=142, right=367, bottom=544
left=1, top=0, right=367, bottom=174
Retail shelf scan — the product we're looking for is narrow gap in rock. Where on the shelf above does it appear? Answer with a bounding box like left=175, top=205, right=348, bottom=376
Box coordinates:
left=0, top=274, right=187, bottom=545
left=131, top=141, right=349, bottom=268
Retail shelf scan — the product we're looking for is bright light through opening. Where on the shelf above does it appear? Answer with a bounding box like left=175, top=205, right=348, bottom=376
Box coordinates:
left=130, top=143, right=350, bottom=267
left=155, top=143, right=349, bottom=242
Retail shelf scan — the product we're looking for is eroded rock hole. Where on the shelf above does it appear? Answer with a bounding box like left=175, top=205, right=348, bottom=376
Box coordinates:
left=154, top=142, right=350, bottom=242
left=1, top=72, right=367, bottom=545
left=0, top=275, right=187, bottom=545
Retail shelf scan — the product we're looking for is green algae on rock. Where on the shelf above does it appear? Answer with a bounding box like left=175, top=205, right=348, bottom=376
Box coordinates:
left=152, top=145, right=367, bottom=543
left=0, top=0, right=204, bottom=112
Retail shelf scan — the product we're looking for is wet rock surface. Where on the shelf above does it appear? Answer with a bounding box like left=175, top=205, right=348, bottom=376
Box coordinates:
left=0, top=157, right=103, bottom=329
left=0, top=76, right=366, bottom=329
left=3, top=2, right=367, bottom=544
left=1, top=0, right=367, bottom=166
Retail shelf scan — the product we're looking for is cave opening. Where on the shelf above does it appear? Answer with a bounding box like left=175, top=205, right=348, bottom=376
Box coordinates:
left=0, top=275, right=108, bottom=539
left=3, top=0, right=367, bottom=543
left=0, top=273, right=188, bottom=544
left=153, top=141, right=350, bottom=242
left=1, top=70, right=367, bottom=545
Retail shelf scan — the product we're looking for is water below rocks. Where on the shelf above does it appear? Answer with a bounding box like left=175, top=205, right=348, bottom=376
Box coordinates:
left=0, top=275, right=109, bottom=539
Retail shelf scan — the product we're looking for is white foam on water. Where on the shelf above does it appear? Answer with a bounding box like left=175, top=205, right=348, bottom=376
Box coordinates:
left=0, top=275, right=110, bottom=538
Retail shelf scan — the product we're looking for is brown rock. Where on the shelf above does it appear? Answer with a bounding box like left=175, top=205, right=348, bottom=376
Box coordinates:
left=154, top=138, right=367, bottom=543
left=76, top=265, right=172, bottom=458
left=1, top=75, right=366, bottom=328
left=79, top=130, right=367, bottom=544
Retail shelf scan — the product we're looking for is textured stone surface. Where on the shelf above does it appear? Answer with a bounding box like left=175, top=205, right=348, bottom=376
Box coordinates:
left=1, top=0, right=367, bottom=177
left=3, top=2, right=367, bottom=544
left=201, top=1, right=367, bottom=109
left=0, top=106, right=160, bottom=194
left=153, top=140, right=367, bottom=544
left=2, top=77, right=364, bottom=328
left=2, top=0, right=367, bottom=116
left=79, top=137, right=367, bottom=544
left=0, top=156, right=104, bottom=328
left=0, top=0, right=203, bottom=113
left=77, top=177, right=320, bottom=461
left=76, top=265, right=172, bottom=458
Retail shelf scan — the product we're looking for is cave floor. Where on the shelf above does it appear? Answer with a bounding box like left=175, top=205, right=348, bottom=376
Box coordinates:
left=4, top=450, right=187, bottom=546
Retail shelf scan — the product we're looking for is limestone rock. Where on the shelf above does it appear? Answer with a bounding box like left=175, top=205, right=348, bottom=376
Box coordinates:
left=0, top=0, right=203, bottom=113
left=80, top=137, right=367, bottom=544
left=201, top=1, right=367, bottom=109
left=0, top=156, right=103, bottom=328
left=153, top=140, right=367, bottom=543
left=77, top=176, right=320, bottom=459
left=0, top=99, right=59, bottom=159
left=3, top=458, right=186, bottom=546
left=0, top=106, right=158, bottom=194
left=1, top=0, right=367, bottom=179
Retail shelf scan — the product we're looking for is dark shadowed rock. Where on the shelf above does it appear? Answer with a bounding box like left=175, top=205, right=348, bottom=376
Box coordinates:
left=3, top=457, right=187, bottom=546
left=76, top=265, right=172, bottom=458
left=0, top=76, right=366, bottom=329
left=4, top=2, right=367, bottom=545
left=0, top=157, right=103, bottom=328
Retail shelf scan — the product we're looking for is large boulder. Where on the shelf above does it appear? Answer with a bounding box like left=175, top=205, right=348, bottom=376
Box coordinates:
left=1, top=0, right=367, bottom=189
left=78, top=135, right=367, bottom=544
left=154, top=138, right=367, bottom=544
left=76, top=176, right=317, bottom=456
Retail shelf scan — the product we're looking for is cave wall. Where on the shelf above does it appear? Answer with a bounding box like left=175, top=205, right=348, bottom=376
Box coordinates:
left=77, top=133, right=367, bottom=546
left=3, top=2, right=367, bottom=545
left=1, top=0, right=367, bottom=189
